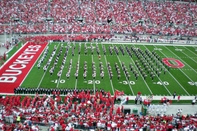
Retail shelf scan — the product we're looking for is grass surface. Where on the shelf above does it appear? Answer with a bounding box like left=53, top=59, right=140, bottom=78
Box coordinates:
left=20, top=42, right=197, bottom=96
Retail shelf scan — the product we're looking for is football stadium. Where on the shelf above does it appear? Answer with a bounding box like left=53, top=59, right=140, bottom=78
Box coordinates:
left=0, top=0, right=197, bottom=130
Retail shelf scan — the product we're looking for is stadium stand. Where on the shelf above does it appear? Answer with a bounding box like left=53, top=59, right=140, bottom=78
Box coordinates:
left=0, top=0, right=197, bottom=130
left=0, top=91, right=197, bottom=130
left=0, top=0, right=196, bottom=36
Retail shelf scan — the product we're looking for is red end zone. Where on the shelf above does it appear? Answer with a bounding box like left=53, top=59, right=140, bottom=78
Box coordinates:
left=0, top=42, right=47, bottom=93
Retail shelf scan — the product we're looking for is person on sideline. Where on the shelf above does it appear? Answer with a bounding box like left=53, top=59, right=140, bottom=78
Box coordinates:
left=192, top=99, right=196, bottom=106
left=177, top=95, right=180, bottom=102
left=173, top=91, right=176, bottom=99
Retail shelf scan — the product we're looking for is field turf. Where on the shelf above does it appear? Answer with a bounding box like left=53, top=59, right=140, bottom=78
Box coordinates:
left=20, top=42, right=197, bottom=96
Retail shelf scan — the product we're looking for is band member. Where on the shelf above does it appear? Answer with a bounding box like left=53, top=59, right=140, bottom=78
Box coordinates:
left=92, top=73, right=96, bottom=79
left=75, top=72, right=78, bottom=79
left=66, top=73, right=70, bottom=79
left=98, top=55, right=101, bottom=61
left=37, top=64, right=40, bottom=70
left=49, top=68, right=53, bottom=76
left=118, top=74, right=121, bottom=80
left=83, top=72, right=87, bottom=79
left=100, top=72, right=104, bottom=79
left=57, top=70, right=62, bottom=79
left=43, top=65, right=47, bottom=72
left=127, top=75, right=130, bottom=80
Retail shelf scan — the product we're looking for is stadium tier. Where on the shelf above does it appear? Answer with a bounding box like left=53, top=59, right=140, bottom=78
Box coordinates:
left=0, top=0, right=196, bottom=36
left=0, top=92, right=197, bottom=130
left=0, top=0, right=197, bottom=130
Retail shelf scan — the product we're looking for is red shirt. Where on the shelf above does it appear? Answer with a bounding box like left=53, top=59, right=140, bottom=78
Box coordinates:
left=50, top=127, right=55, bottom=131
left=107, top=123, right=111, bottom=128
left=178, top=95, right=180, bottom=100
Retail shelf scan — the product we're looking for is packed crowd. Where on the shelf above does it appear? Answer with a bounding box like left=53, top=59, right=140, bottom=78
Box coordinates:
left=23, top=34, right=112, bottom=43
left=0, top=90, right=197, bottom=131
left=0, top=0, right=196, bottom=36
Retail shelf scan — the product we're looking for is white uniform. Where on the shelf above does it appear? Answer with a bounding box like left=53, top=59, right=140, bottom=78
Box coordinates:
left=100, top=72, right=104, bottom=78
left=92, top=73, right=96, bottom=78
left=57, top=70, right=62, bottom=77
left=66, top=73, right=70, bottom=78
left=43, top=65, right=47, bottom=71
left=49, top=69, right=53, bottom=74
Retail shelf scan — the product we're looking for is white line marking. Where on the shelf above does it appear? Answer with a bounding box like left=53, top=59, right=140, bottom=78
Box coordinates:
left=56, top=43, right=70, bottom=88
left=102, top=44, right=115, bottom=95
left=37, top=43, right=60, bottom=88
left=182, top=46, right=197, bottom=64
left=101, top=42, right=197, bottom=47
left=154, top=45, right=190, bottom=95
left=165, top=46, right=197, bottom=74
left=20, top=42, right=48, bottom=86
left=91, top=52, right=96, bottom=94
left=123, top=44, right=153, bottom=94
left=143, top=45, right=172, bottom=95
left=111, top=44, right=134, bottom=95
left=0, top=42, right=28, bottom=70
left=75, top=53, right=80, bottom=90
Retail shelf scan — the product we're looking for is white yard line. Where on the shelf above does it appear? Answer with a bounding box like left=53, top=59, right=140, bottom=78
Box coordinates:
left=181, top=46, right=197, bottom=64
left=111, top=44, right=135, bottom=95
left=0, top=42, right=28, bottom=70
left=101, top=42, right=197, bottom=47
left=75, top=53, right=80, bottom=90
left=180, top=52, right=197, bottom=65
left=191, top=46, right=197, bottom=52
left=91, top=53, right=96, bottom=95
left=56, top=44, right=70, bottom=88
left=102, top=44, right=115, bottom=95
left=37, top=43, right=60, bottom=88
left=142, top=45, right=172, bottom=95
left=184, top=47, right=197, bottom=57
left=164, top=46, right=197, bottom=74
left=20, top=43, right=48, bottom=86
left=122, top=44, right=153, bottom=95
left=153, top=45, right=190, bottom=95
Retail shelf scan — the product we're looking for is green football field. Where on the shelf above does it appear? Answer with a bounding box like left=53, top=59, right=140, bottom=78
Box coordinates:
left=20, top=42, right=197, bottom=96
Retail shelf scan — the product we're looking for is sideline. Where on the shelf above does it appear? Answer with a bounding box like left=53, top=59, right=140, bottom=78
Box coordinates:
left=20, top=42, right=48, bottom=87
left=101, top=42, right=197, bottom=47
left=0, top=42, right=27, bottom=70
left=0, top=93, right=195, bottom=100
